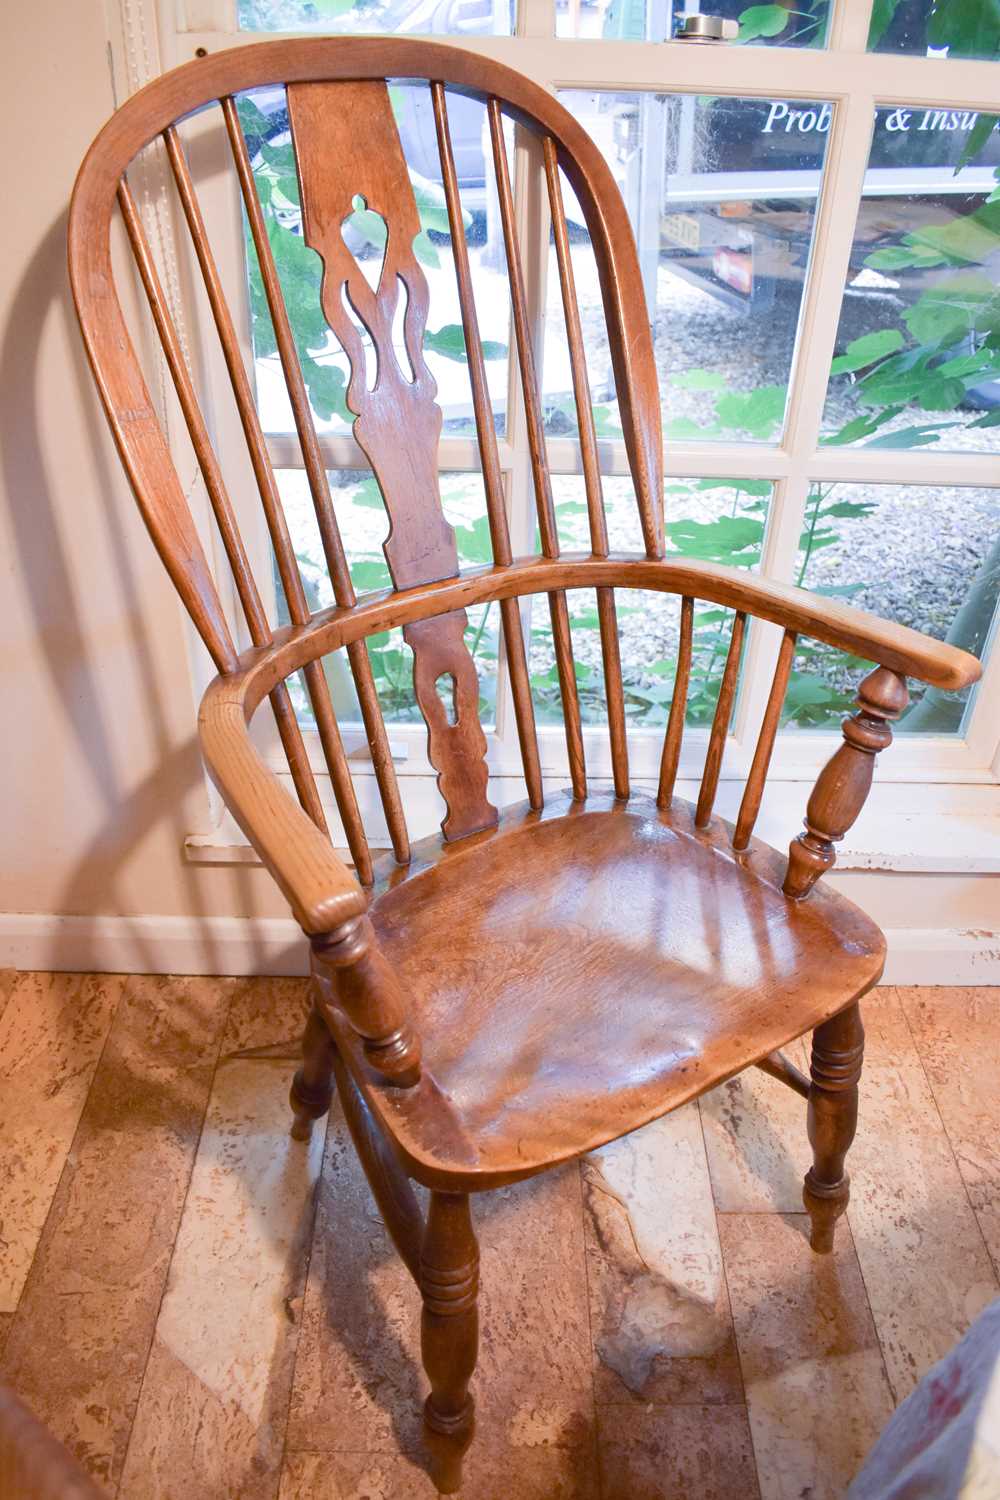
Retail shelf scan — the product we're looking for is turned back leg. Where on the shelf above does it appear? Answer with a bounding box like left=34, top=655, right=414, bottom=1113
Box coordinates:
left=803, top=1001, right=865, bottom=1253
left=289, top=997, right=336, bottom=1141
left=420, top=1191, right=479, bottom=1495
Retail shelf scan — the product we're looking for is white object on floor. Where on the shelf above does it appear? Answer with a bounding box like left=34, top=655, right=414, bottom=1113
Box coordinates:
left=848, top=1297, right=1000, bottom=1499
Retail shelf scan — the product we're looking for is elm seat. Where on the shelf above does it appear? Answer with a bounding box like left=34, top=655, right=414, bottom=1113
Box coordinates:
left=338, top=792, right=885, bottom=1188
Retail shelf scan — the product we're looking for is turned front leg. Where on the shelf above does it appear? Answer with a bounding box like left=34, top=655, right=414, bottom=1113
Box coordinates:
left=803, top=1002, right=865, bottom=1253
left=420, top=1191, right=479, bottom=1495
left=289, top=997, right=337, bottom=1141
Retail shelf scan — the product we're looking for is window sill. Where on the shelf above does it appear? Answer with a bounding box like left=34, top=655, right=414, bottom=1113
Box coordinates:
left=185, top=778, right=1000, bottom=874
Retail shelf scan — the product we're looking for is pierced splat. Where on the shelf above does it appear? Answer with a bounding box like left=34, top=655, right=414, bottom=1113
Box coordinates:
left=287, top=79, right=496, bottom=840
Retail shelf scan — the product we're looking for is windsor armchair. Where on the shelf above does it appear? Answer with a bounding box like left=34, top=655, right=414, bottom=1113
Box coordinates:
left=70, top=38, right=981, bottom=1493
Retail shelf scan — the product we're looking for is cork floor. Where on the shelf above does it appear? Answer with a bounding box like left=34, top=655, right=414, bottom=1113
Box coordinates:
left=1, top=971, right=998, bottom=1499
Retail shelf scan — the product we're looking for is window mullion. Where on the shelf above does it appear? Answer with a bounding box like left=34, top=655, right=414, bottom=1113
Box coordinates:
left=734, top=87, right=877, bottom=763
left=827, top=0, right=875, bottom=51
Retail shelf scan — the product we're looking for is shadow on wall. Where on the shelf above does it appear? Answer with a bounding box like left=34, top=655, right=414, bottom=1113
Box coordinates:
left=1, top=209, right=302, bottom=977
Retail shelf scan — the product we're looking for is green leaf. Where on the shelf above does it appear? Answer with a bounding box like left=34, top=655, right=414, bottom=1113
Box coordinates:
left=412, top=229, right=440, bottom=269
left=867, top=0, right=903, bottom=47
left=814, top=582, right=867, bottom=598
left=344, top=206, right=387, bottom=253
left=274, top=175, right=301, bottom=207
left=829, top=328, right=904, bottom=375
left=350, top=481, right=386, bottom=510
left=672, top=369, right=726, bottom=391
left=260, top=140, right=296, bottom=175
left=422, top=324, right=507, bottom=364
left=669, top=516, right=764, bottom=562
left=236, top=96, right=270, bottom=136
left=303, top=361, right=349, bottom=423
left=350, top=559, right=391, bottom=591
left=957, top=112, right=1000, bottom=171
left=861, top=424, right=952, bottom=448
left=453, top=515, right=495, bottom=565
left=968, top=406, right=1000, bottom=427
left=785, top=674, right=843, bottom=707
left=903, top=272, right=999, bottom=347
left=666, top=415, right=715, bottom=440
left=926, top=0, right=1000, bottom=60
left=819, top=501, right=877, bottom=519
left=821, top=407, right=905, bottom=446
left=411, top=174, right=466, bottom=235
left=738, top=4, right=790, bottom=41
left=908, top=198, right=1000, bottom=267
left=864, top=245, right=923, bottom=271
left=714, top=383, right=787, bottom=438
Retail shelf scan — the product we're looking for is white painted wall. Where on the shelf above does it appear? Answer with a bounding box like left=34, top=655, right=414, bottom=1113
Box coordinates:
left=0, top=0, right=288, bottom=963
left=0, top=1, right=995, bottom=979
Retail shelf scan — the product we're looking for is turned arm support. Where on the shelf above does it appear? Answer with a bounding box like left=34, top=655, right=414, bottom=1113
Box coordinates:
left=312, top=916, right=422, bottom=1087
left=784, top=666, right=909, bottom=900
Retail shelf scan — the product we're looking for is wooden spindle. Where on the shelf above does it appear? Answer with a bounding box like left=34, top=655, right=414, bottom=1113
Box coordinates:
left=118, top=179, right=267, bottom=638
left=542, top=138, right=606, bottom=556
left=596, top=588, right=628, bottom=798
left=657, top=595, right=693, bottom=807
left=543, top=138, right=627, bottom=798
left=487, top=99, right=556, bottom=556
left=784, top=666, right=908, bottom=900
left=163, top=126, right=377, bottom=877
left=224, top=94, right=409, bottom=865
left=119, top=177, right=334, bottom=835
left=733, top=627, right=796, bottom=852
left=431, top=84, right=542, bottom=811
left=550, top=592, right=587, bottom=800
left=488, top=101, right=585, bottom=797
left=695, top=610, right=747, bottom=829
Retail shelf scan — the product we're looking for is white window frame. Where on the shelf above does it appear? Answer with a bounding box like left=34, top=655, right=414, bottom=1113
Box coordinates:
left=136, top=0, right=1000, bottom=864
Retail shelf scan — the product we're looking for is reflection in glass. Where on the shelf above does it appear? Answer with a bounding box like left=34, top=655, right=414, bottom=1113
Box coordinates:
left=529, top=475, right=770, bottom=725
left=547, top=91, right=832, bottom=446
left=868, top=1, right=1000, bottom=61
left=556, top=0, right=829, bottom=46
left=240, top=84, right=510, bottom=437
left=275, top=469, right=498, bottom=725
left=239, top=0, right=513, bottom=36
left=822, top=105, right=1000, bottom=453
left=790, top=482, right=999, bottom=733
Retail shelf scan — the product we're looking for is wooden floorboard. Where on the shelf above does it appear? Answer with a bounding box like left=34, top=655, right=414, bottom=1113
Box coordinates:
left=0, top=980, right=997, bottom=1497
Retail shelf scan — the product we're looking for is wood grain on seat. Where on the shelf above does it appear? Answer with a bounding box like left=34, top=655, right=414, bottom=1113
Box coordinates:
left=322, top=792, right=884, bottom=1191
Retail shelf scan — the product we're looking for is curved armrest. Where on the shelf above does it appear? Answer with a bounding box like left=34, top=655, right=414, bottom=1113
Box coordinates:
left=194, top=557, right=983, bottom=706
left=198, top=680, right=367, bottom=936
left=631, top=558, right=981, bottom=691
left=200, top=676, right=422, bottom=1086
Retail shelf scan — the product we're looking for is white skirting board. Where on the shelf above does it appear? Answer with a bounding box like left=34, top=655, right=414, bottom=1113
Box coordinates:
left=0, top=913, right=997, bottom=985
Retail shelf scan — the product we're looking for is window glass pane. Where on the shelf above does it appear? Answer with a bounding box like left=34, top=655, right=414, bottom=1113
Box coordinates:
left=529, top=475, right=770, bottom=725
left=545, top=91, right=833, bottom=445
left=821, top=108, right=1000, bottom=452
left=789, top=481, right=999, bottom=732
left=557, top=0, right=830, bottom=45
left=868, top=1, right=1000, bottom=60
left=239, top=84, right=509, bottom=437
left=275, top=469, right=499, bottom=725
left=239, top=0, right=514, bottom=36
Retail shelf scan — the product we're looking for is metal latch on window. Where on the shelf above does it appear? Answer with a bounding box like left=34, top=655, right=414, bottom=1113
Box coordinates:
left=675, top=14, right=740, bottom=41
